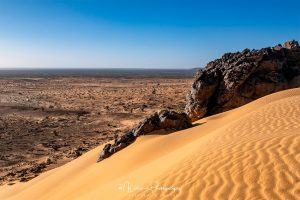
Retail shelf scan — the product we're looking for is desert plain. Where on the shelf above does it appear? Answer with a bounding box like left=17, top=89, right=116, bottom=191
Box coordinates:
left=0, top=70, right=193, bottom=185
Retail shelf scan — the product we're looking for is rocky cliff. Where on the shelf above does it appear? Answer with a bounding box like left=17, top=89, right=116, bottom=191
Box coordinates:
left=186, top=40, right=300, bottom=121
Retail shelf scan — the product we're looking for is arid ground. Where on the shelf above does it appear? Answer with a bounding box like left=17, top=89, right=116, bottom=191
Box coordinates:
left=0, top=70, right=193, bottom=185
left=1, top=88, right=299, bottom=200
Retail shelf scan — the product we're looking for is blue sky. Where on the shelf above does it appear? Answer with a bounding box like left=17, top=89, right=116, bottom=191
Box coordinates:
left=0, top=0, right=299, bottom=69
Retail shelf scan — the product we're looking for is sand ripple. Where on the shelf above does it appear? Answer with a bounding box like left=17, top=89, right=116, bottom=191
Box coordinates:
left=1, top=89, right=300, bottom=200
left=126, top=91, right=300, bottom=200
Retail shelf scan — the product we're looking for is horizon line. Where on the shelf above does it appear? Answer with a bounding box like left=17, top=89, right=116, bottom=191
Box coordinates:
left=0, top=67, right=199, bottom=70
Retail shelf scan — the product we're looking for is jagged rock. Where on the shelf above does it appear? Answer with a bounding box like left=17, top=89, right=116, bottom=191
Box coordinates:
left=186, top=40, right=300, bottom=121
left=98, top=144, right=112, bottom=161
left=29, top=163, right=46, bottom=173
left=73, top=147, right=86, bottom=158
left=284, top=40, right=299, bottom=49
left=97, top=110, right=192, bottom=162
left=273, top=44, right=283, bottom=51
left=133, top=110, right=192, bottom=136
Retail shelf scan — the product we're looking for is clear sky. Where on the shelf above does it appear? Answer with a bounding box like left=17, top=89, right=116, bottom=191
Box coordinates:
left=0, top=0, right=299, bottom=69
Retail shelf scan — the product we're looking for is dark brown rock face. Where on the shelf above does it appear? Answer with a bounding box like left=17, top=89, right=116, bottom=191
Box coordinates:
left=97, top=110, right=192, bottom=162
left=133, top=110, right=192, bottom=137
left=186, top=40, right=300, bottom=121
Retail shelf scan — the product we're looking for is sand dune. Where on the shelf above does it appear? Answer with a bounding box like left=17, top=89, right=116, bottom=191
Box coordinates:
left=1, top=88, right=300, bottom=200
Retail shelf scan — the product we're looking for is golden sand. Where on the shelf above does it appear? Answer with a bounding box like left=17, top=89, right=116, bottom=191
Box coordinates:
left=1, top=88, right=300, bottom=200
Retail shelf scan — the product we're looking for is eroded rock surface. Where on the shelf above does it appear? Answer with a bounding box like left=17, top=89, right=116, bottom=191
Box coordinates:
left=97, top=110, right=192, bottom=161
left=186, top=40, right=300, bottom=121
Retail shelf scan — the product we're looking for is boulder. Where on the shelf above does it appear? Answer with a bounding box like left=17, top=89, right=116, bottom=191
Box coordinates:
left=186, top=40, right=300, bottom=121
left=133, top=110, right=192, bottom=137
left=97, top=110, right=192, bottom=162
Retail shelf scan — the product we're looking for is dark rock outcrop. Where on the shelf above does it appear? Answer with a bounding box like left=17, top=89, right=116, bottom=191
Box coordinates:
left=97, top=110, right=192, bottom=162
left=186, top=40, right=300, bottom=121
left=133, top=110, right=192, bottom=137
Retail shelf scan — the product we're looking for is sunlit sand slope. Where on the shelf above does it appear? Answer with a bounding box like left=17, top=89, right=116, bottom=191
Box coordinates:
left=1, top=88, right=300, bottom=200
